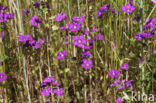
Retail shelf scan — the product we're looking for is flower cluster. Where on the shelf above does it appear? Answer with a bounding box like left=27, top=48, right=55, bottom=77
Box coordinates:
left=121, top=3, right=135, bottom=14
left=18, top=34, right=45, bottom=49
left=0, top=7, right=14, bottom=23
left=134, top=32, right=154, bottom=41
left=22, top=9, right=30, bottom=15
left=40, top=76, right=64, bottom=102
left=30, top=16, right=42, bottom=27
left=33, top=1, right=50, bottom=9
left=0, top=72, right=7, bottom=82
left=110, top=79, right=132, bottom=90
left=55, top=13, right=66, bottom=22
left=143, top=17, right=156, bottom=32
left=97, top=4, right=110, bottom=17
left=108, top=63, right=132, bottom=102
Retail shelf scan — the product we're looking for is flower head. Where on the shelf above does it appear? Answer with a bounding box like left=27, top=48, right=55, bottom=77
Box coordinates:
left=66, top=22, right=81, bottom=32
left=100, top=4, right=110, bottom=11
left=33, top=2, right=40, bottom=8
left=72, top=16, right=84, bottom=23
left=73, top=35, right=86, bottom=48
left=81, top=59, right=93, bottom=70
left=53, top=88, right=64, bottom=95
left=108, top=69, right=120, bottom=78
left=40, top=87, right=53, bottom=97
left=120, top=63, right=129, bottom=70
left=116, top=97, right=124, bottom=103
left=151, top=0, right=156, bottom=5
left=0, top=72, right=7, bottom=82
left=57, top=49, right=68, bottom=60
left=121, top=4, right=135, bottom=14
left=55, top=13, right=66, bottom=22
left=30, top=16, right=42, bottom=26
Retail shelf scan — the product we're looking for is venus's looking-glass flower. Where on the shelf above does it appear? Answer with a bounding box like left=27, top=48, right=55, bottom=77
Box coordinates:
left=53, top=88, right=64, bottom=95
left=0, top=72, right=7, bottom=82
left=108, top=69, right=120, bottom=78
left=30, top=16, right=42, bottom=26
left=81, top=59, right=93, bottom=70
left=40, top=87, right=53, bottom=97
left=120, top=63, right=129, bottom=70
left=116, top=97, right=124, bottom=103
left=57, top=49, right=68, bottom=60
left=72, top=16, right=84, bottom=23
left=66, top=22, right=81, bottom=32
left=100, top=4, right=110, bottom=11
left=73, top=35, right=86, bottom=48
left=151, top=0, right=156, bottom=5
left=55, top=13, right=66, bottom=22
left=121, top=4, right=135, bottom=14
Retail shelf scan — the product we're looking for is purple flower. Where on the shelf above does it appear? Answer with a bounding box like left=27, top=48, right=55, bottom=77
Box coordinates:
left=53, top=88, right=64, bottom=95
left=154, top=50, right=156, bottom=54
left=108, top=69, right=120, bottom=78
left=5, top=13, right=14, bottom=19
left=121, top=3, right=135, bottom=14
left=52, top=81, right=60, bottom=86
left=112, top=9, right=117, bottom=14
left=66, top=22, right=81, bottom=32
left=120, top=63, right=129, bottom=70
left=117, top=84, right=125, bottom=90
left=91, top=26, right=100, bottom=32
left=57, top=49, right=68, bottom=60
left=81, top=51, right=92, bottom=58
left=43, top=76, right=54, bottom=84
left=110, top=79, right=120, bottom=87
left=81, top=59, right=93, bottom=70
left=134, top=17, right=140, bottom=22
left=151, top=0, right=156, bottom=5
left=30, top=16, right=42, bottom=26
left=116, top=97, right=124, bottom=103
left=97, top=10, right=104, bottom=17
left=0, top=12, right=7, bottom=22
left=82, top=29, right=89, bottom=35
left=0, top=72, right=7, bottom=82
left=73, top=35, right=86, bottom=48
left=18, top=34, right=32, bottom=42
left=33, top=2, right=40, bottom=8
left=22, top=9, right=30, bottom=15
left=94, top=34, right=104, bottom=40
left=100, top=4, right=110, bottom=11
left=40, top=87, right=52, bottom=97
left=0, top=6, right=7, bottom=11
left=72, top=16, right=84, bottom=23
left=125, top=80, right=132, bottom=87
left=84, top=45, right=93, bottom=50
left=55, top=13, right=66, bottom=22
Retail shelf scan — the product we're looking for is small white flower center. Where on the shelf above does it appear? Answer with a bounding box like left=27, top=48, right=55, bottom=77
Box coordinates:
left=78, top=40, right=81, bottom=43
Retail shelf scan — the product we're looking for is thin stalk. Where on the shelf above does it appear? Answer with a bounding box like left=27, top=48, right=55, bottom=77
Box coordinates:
left=16, top=0, right=31, bottom=102
left=77, top=0, right=81, bottom=16
left=139, top=0, right=144, bottom=93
